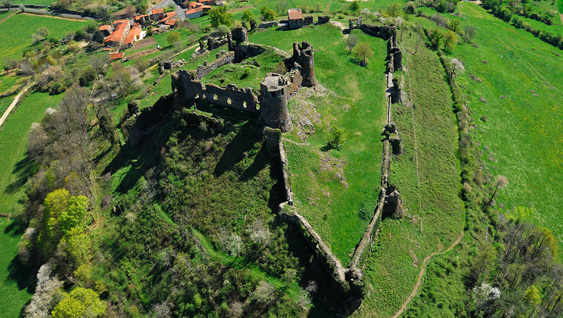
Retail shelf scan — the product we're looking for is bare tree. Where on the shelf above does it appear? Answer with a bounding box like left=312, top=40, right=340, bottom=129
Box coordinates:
left=346, top=34, right=358, bottom=54
left=488, top=175, right=508, bottom=205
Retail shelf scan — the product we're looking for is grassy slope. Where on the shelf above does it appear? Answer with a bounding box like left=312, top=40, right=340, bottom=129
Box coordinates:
left=0, top=13, right=88, bottom=69
left=0, top=92, right=63, bottom=318
left=352, top=29, right=464, bottom=317
left=250, top=25, right=387, bottom=264
left=447, top=3, right=563, bottom=241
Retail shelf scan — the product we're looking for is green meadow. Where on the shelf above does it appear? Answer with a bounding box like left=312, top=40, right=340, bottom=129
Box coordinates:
left=250, top=24, right=387, bottom=264
left=444, top=3, right=563, bottom=240
left=352, top=28, right=464, bottom=317
left=0, top=13, right=89, bottom=69
left=0, top=92, right=63, bottom=318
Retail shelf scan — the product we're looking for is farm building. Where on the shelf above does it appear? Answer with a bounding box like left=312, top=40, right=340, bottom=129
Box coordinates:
left=288, top=8, right=303, bottom=29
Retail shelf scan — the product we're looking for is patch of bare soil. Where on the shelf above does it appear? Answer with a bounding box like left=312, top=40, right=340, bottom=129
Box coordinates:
left=320, top=154, right=349, bottom=189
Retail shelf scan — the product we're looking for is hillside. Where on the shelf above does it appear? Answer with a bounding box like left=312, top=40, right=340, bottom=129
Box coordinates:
left=0, top=0, right=562, bottom=317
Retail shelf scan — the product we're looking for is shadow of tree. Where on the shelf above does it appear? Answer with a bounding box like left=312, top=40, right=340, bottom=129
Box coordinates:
left=4, top=154, right=38, bottom=195
left=7, top=256, right=38, bottom=295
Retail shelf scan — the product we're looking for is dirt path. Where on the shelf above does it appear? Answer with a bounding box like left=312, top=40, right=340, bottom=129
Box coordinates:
left=0, top=82, right=33, bottom=128
left=390, top=231, right=465, bottom=318
left=0, top=11, right=15, bottom=24
left=20, top=12, right=89, bottom=21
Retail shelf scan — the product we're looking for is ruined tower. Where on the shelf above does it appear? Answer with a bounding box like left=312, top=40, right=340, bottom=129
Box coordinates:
left=259, top=73, right=291, bottom=132
left=292, top=41, right=316, bottom=87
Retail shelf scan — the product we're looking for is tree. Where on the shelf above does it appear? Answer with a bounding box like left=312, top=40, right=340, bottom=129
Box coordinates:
left=443, top=30, right=458, bottom=51
left=328, top=125, right=346, bottom=149
left=385, top=3, right=402, bottom=18
left=463, top=25, right=476, bottom=42
left=52, top=287, right=106, bottom=318
left=448, top=19, right=461, bottom=33
left=353, top=42, right=373, bottom=67
left=260, top=6, right=276, bottom=21
left=350, top=0, right=360, bottom=12
left=4, top=58, right=18, bottom=71
left=91, top=54, right=107, bottom=76
left=36, top=189, right=89, bottom=260
left=209, top=6, right=233, bottom=27
left=347, top=34, right=358, bottom=54
left=488, top=175, right=508, bottom=204
left=429, top=27, right=444, bottom=50
left=242, top=9, right=254, bottom=24
left=276, top=0, right=288, bottom=14
left=167, top=31, right=180, bottom=46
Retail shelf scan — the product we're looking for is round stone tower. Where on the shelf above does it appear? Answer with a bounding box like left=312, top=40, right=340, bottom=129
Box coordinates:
left=292, top=41, right=316, bottom=87
left=259, top=73, right=291, bottom=132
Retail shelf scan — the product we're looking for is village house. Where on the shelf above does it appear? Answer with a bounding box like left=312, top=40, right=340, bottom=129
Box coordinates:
left=185, top=6, right=204, bottom=19
left=133, top=14, right=149, bottom=25
left=287, top=8, right=303, bottom=29
left=104, top=20, right=131, bottom=48
left=123, top=24, right=142, bottom=48
left=158, top=11, right=178, bottom=27
left=149, top=8, right=165, bottom=21
left=98, top=24, right=114, bottom=36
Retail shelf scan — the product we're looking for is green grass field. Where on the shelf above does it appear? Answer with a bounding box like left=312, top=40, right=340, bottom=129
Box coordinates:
left=352, top=28, right=464, bottom=317
left=20, top=0, right=55, bottom=6
left=0, top=92, right=63, bottom=318
left=445, top=3, right=563, bottom=240
left=250, top=24, right=387, bottom=264
left=0, top=13, right=88, bottom=69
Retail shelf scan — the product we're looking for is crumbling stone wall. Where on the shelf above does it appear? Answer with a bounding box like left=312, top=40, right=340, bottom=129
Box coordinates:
left=194, top=51, right=235, bottom=80
left=318, top=16, right=330, bottom=24
left=172, top=70, right=259, bottom=112
left=231, top=43, right=267, bottom=62
left=231, top=26, right=248, bottom=43
left=304, top=16, right=314, bottom=26
left=359, top=24, right=395, bottom=39
left=287, top=41, right=316, bottom=87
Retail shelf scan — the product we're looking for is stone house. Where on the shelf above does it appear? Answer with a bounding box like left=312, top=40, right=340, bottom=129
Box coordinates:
left=149, top=8, right=165, bottom=21
left=287, top=8, right=303, bottom=29
left=104, top=20, right=131, bottom=48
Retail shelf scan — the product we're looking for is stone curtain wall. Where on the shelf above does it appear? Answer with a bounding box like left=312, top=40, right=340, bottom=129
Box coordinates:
left=172, top=70, right=259, bottom=112
left=194, top=51, right=235, bottom=80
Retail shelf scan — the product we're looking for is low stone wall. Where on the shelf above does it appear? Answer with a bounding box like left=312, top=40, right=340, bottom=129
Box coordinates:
left=172, top=70, right=259, bottom=112
left=194, top=51, right=234, bottom=80
left=283, top=68, right=303, bottom=97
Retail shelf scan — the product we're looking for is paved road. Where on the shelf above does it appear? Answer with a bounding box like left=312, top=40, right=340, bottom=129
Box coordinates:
left=149, top=0, right=186, bottom=21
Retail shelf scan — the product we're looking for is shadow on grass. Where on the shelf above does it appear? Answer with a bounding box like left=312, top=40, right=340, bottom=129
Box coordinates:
left=214, top=121, right=260, bottom=177
left=4, top=154, right=37, bottom=195
left=7, top=255, right=37, bottom=295
left=3, top=218, right=27, bottom=236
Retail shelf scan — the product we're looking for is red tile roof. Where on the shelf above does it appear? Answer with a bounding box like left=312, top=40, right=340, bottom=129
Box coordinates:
left=109, top=52, right=123, bottom=60
left=186, top=6, right=203, bottom=15
left=158, top=11, right=177, bottom=22
left=123, top=25, right=141, bottom=45
left=152, top=8, right=164, bottom=15
left=99, top=25, right=112, bottom=31
left=288, top=8, right=303, bottom=20
left=105, top=21, right=129, bottom=44
left=165, top=19, right=177, bottom=26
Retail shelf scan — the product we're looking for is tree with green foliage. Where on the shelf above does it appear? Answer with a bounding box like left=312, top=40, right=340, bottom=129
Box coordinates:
left=209, top=6, right=233, bottom=27
left=429, top=27, right=444, bottom=50
left=488, top=175, right=508, bottom=205
left=385, top=3, right=402, bottom=18
left=52, top=287, right=106, bottom=318
left=350, top=0, right=360, bottom=12
left=242, top=9, right=254, bottom=23
left=260, top=6, right=276, bottom=21
left=443, top=30, right=458, bottom=51
left=59, top=227, right=92, bottom=267
left=167, top=31, right=180, bottom=45
left=328, top=125, right=345, bottom=149
left=36, top=189, right=89, bottom=260
left=353, top=42, right=373, bottom=67
left=448, top=19, right=461, bottom=33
